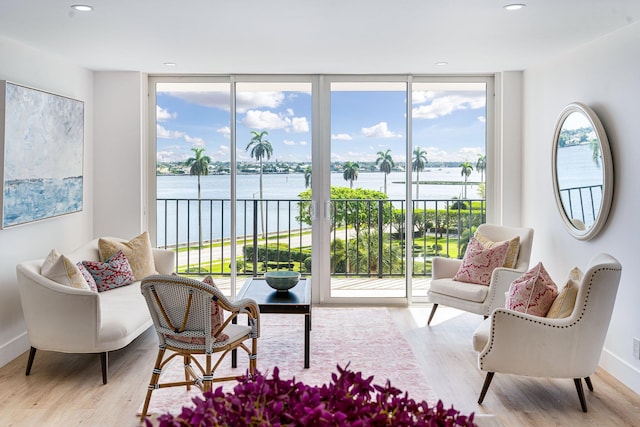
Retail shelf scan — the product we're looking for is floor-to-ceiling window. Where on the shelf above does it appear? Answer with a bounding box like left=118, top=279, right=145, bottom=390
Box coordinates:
left=149, top=75, right=491, bottom=304
left=410, top=79, right=489, bottom=300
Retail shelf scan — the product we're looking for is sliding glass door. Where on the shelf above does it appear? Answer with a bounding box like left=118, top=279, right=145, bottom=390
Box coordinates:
left=149, top=75, right=492, bottom=304
left=326, top=79, right=409, bottom=301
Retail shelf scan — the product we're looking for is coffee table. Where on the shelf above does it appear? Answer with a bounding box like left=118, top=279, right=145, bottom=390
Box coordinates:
left=235, top=277, right=312, bottom=368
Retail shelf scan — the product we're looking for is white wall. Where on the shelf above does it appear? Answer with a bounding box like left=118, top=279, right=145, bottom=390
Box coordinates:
left=93, top=72, right=148, bottom=238
left=0, top=37, right=94, bottom=366
left=522, top=22, right=640, bottom=393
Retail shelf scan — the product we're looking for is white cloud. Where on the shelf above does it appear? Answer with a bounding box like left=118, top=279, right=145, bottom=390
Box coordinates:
left=290, top=116, right=309, bottom=132
left=477, top=116, right=486, bottom=123
left=157, top=124, right=185, bottom=139
left=411, top=90, right=437, bottom=104
left=286, top=108, right=294, bottom=116
left=300, top=140, right=308, bottom=145
left=362, top=122, right=402, bottom=138
left=165, top=90, right=285, bottom=113
left=242, top=109, right=309, bottom=133
left=283, top=140, right=296, bottom=145
left=217, top=126, right=231, bottom=139
left=421, top=146, right=484, bottom=163
left=157, top=150, right=176, bottom=162
left=184, top=135, right=206, bottom=147
left=218, top=145, right=229, bottom=154
left=332, top=133, right=353, bottom=141
left=157, top=105, right=176, bottom=121
left=236, top=92, right=285, bottom=113
left=243, top=110, right=290, bottom=129
left=458, top=146, right=484, bottom=160
left=412, top=95, right=486, bottom=119
left=167, top=91, right=230, bottom=111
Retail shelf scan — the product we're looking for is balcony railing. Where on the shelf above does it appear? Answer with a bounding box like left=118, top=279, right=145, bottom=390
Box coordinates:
left=157, top=197, right=486, bottom=278
left=558, top=184, right=603, bottom=226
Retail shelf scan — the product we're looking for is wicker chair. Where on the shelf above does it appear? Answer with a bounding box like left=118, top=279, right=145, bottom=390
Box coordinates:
left=139, top=275, right=260, bottom=420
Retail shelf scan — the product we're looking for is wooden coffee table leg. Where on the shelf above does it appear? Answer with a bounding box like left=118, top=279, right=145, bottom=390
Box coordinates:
left=304, top=313, right=310, bottom=368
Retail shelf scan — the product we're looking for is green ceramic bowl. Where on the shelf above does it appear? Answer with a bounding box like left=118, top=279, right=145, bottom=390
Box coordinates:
left=264, top=271, right=301, bottom=292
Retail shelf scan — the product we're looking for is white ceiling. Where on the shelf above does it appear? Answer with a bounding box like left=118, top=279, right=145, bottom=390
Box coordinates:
left=1, top=0, right=639, bottom=75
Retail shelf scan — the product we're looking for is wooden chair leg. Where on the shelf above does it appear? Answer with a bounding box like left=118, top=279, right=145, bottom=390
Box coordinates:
left=25, top=347, right=37, bottom=376
left=478, top=372, right=495, bottom=404
left=141, top=347, right=166, bottom=421
left=427, top=304, right=439, bottom=325
left=585, top=376, right=594, bottom=392
left=100, top=352, right=108, bottom=385
left=574, top=378, right=588, bottom=412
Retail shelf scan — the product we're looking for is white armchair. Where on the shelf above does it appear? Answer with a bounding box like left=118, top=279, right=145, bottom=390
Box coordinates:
left=472, top=253, right=622, bottom=412
left=427, top=224, right=534, bottom=325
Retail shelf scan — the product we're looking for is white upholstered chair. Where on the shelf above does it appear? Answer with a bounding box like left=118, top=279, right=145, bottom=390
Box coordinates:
left=427, top=224, right=534, bottom=325
left=140, top=274, right=260, bottom=420
left=472, top=253, right=622, bottom=412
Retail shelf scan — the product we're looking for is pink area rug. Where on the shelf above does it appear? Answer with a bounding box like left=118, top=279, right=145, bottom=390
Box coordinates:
left=140, top=307, right=437, bottom=418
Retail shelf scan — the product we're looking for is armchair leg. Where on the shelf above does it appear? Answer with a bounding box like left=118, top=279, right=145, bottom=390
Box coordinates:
left=585, top=376, right=594, bottom=392
left=101, top=352, right=108, bottom=385
left=574, top=378, right=588, bottom=412
left=25, top=347, right=37, bottom=376
left=427, top=304, right=439, bottom=326
left=478, top=372, right=495, bottom=404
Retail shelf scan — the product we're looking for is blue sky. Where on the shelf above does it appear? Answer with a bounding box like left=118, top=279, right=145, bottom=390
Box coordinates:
left=155, top=82, right=486, bottom=165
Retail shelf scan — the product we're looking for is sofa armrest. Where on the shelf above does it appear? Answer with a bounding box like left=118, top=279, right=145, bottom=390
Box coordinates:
left=431, top=256, right=462, bottom=279
left=152, top=248, right=176, bottom=275
left=16, top=261, right=101, bottom=352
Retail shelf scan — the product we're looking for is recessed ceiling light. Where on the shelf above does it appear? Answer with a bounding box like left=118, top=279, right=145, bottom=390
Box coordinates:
left=70, top=4, right=94, bottom=12
left=435, top=61, right=448, bottom=66
left=504, top=3, right=526, bottom=11
left=163, top=62, right=177, bottom=67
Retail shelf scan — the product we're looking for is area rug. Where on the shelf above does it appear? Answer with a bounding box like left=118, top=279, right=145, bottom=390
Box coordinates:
left=139, top=307, right=437, bottom=418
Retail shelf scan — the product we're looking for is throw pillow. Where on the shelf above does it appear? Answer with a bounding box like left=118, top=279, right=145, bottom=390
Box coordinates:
left=547, top=267, right=582, bottom=319
left=474, top=231, right=520, bottom=269
left=453, top=237, right=510, bottom=286
left=82, top=250, right=136, bottom=292
left=506, top=262, right=559, bottom=317
left=41, top=249, right=91, bottom=291
left=98, top=231, right=157, bottom=281
left=76, top=262, right=98, bottom=292
left=169, top=275, right=229, bottom=344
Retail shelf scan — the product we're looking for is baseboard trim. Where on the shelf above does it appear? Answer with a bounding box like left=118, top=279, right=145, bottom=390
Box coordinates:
left=0, top=332, right=30, bottom=369
left=601, top=348, right=640, bottom=395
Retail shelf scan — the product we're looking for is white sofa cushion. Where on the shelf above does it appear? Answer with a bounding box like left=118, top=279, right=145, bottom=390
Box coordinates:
left=430, top=278, right=489, bottom=303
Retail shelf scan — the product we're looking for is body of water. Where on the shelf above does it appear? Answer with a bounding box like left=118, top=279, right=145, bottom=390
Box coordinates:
left=157, top=167, right=484, bottom=246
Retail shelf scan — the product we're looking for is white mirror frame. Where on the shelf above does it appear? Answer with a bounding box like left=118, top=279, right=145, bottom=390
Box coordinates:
left=552, top=102, right=614, bottom=240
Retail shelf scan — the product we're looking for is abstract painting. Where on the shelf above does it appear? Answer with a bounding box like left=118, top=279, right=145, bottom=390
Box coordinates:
left=0, top=81, right=84, bottom=228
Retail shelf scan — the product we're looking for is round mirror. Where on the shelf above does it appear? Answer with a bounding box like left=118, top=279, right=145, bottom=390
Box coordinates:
left=552, top=103, right=613, bottom=240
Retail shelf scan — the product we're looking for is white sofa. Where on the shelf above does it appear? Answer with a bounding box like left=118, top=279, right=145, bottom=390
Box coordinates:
left=16, top=237, right=175, bottom=384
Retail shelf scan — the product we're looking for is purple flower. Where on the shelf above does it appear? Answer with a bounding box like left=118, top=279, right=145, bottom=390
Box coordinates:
left=150, top=365, right=477, bottom=427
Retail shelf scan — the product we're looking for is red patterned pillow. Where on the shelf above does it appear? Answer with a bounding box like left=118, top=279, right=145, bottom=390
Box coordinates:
left=169, top=275, right=229, bottom=345
left=76, top=262, right=98, bottom=292
left=453, top=237, right=510, bottom=285
left=82, top=250, right=135, bottom=292
left=506, top=262, right=559, bottom=316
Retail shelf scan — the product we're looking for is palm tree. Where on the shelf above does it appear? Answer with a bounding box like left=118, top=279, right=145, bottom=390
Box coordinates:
left=342, top=161, right=359, bottom=188
left=412, top=147, right=428, bottom=199
left=185, top=147, right=211, bottom=249
left=304, top=166, right=312, bottom=189
left=476, top=154, right=486, bottom=182
left=375, top=149, right=395, bottom=195
left=246, top=130, right=273, bottom=236
left=460, top=161, right=473, bottom=198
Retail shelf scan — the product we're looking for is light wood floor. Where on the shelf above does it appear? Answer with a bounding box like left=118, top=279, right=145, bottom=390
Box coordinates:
left=1, top=305, right=639, bottom=426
